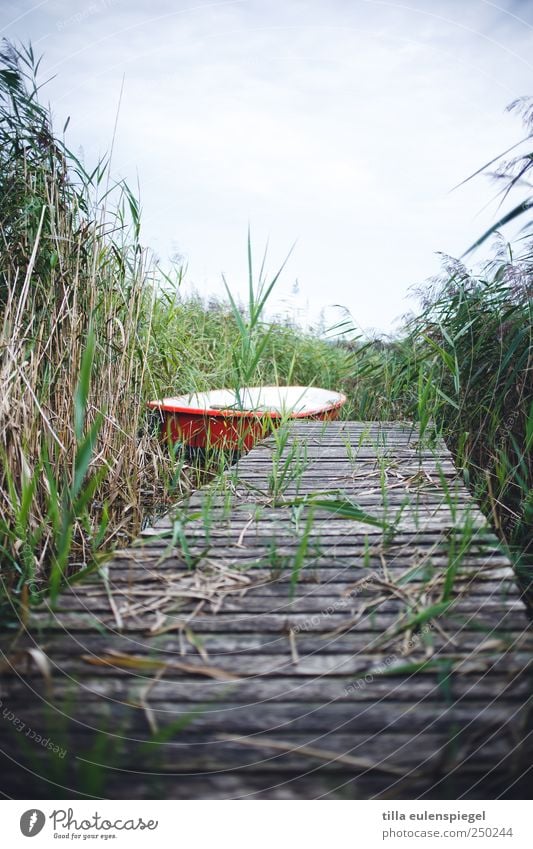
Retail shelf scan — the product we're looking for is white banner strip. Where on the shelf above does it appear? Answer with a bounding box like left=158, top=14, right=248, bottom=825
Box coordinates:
left=2, top=799, right=531, bottom=848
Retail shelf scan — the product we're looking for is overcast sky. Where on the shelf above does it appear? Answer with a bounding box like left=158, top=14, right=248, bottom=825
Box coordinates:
left=3, top=0, right=533, bottom=333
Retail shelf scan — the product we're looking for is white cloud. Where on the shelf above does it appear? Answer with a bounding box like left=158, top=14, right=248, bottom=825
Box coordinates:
left=3, top=0, right=533, bottom=331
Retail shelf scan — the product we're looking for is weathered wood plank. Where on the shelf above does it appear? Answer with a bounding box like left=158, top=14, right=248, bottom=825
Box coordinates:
left=27, top=608, right=527, bottom=634
left=4, top=630, right=530, bottom=660
left=4, top=669, right=531, bottom=702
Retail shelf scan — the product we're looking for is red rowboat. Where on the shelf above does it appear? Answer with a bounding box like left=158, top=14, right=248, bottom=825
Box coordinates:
left=148, top=385, right=346, bottom=451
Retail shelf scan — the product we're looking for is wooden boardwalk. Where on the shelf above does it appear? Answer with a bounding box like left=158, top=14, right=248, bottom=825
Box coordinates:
left=1, top=420, right=531, bottom=799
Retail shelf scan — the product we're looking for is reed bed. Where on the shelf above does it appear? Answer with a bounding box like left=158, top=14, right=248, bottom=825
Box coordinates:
left=0, top=42, right=171, bottom=614
left=345, top=250, right=532, bottom=581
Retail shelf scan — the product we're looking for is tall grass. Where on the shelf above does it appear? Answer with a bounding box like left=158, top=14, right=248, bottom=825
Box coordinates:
left=413, top=252, right=531, bottom=556
left=148, top=290, right=356, bottom=402
left=0, top=42, right=172, bottom=615
left=343, top=249, right=532, bottom=582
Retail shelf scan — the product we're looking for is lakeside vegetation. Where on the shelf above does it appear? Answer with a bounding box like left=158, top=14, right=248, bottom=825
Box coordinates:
left=0, top=41, right=531, bottom=620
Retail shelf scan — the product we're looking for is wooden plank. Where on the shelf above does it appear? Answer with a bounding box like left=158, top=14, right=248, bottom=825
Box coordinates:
left=3, top=630, right=529, bottom=659
left=27, top=609, right=527, bottom=635
left=5, top=669, right=531, bottom=702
